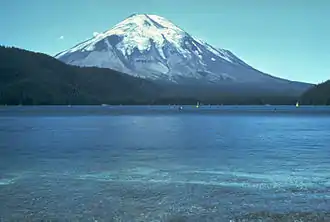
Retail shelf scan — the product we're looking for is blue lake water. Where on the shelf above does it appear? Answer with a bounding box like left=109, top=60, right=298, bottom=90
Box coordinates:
left=0, top=106, right=330, bottom=221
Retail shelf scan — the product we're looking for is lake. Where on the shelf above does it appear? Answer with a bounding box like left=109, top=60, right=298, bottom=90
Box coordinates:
left=1, top=106, right=330, bottom=221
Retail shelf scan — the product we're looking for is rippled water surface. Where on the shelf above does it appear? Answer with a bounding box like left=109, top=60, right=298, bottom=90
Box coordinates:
left=0, top=106, right=330, bottom=221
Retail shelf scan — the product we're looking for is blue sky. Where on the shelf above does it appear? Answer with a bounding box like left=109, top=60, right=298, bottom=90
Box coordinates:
left=1, top=0, right=329, bottom=83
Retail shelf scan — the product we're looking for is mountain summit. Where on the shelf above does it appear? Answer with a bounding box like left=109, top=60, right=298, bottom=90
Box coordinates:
left=55, top=14, right=311, bottom=94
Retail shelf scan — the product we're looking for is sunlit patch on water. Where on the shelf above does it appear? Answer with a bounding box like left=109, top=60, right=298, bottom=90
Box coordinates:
left=75, top=166, right=330, bottom=194
left=188, top=169, right=330, bottom=192
left=0, top=178, right=15, bottom=185
left=0, top=173, right=25, bottom=185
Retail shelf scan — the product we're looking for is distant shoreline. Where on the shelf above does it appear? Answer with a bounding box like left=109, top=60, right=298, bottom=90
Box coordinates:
left=1, top=105, right=330, bottom=117
left=0, top=104, right=328, bottom=106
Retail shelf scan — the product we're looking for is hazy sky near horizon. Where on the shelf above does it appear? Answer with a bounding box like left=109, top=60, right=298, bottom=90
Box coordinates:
left=1, top=0, right=329, bottom=83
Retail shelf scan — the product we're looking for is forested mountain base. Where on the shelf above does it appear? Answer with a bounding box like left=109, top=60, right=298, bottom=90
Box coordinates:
left=300, top=80, right=330, bottom=105
left=0, top=46, right=309, bottom=105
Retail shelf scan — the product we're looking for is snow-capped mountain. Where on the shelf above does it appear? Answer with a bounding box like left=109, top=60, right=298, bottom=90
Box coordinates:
left=55, top=14, right=310, bottom=91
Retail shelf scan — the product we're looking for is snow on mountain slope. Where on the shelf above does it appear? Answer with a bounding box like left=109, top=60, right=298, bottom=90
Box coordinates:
left=55, top=14, right=308, bottom=89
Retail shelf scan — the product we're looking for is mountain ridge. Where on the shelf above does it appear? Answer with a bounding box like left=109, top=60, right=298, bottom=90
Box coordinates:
left=55, top=13, right=311, bottom=95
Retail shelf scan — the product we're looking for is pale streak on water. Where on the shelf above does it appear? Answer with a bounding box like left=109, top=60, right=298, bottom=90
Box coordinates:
left=0, top=106, right=330, bottom=221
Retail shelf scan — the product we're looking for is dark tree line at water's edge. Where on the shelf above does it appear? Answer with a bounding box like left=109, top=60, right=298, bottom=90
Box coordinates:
left=0, top=46, right=327, bottom=105
left=300, top=80, right=330, bottom=105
